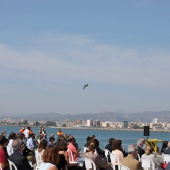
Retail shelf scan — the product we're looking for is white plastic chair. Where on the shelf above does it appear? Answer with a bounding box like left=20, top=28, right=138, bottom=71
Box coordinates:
left=163, top=154, right=170, bottom=163
left=67, top=148, right=79, bottom=164
left=137, top=154, right=141, bottom=161
left=105, top=149, right=111, bottom=162
left=141, top=158, right=155, bottom=170
left=84, top=146, right=88, bottom=153
left=8, top=159, right=18, bottom=170
left=110, top=153, right=120, bottom=170
left=119, top=164, right=130, bottom=170
left=84, top=158, right=96, bottom=170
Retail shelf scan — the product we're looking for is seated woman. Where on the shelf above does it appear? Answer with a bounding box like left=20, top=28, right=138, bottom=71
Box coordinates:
left=55, top=139, right=68, bottom=170
left=93, top=138, right=105, bottom=157
left=84, top=140, right=113, bottom=170
left=39, top=147, right=59, bottom=170
left=141, top=145, right=163, bottom=170
left=112, top=139, right=124, bottom=164
left=35, top=139, right=47, bottom=168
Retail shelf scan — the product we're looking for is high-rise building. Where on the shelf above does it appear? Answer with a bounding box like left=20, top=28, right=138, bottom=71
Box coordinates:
left=87, top=119, right=93, bottom=127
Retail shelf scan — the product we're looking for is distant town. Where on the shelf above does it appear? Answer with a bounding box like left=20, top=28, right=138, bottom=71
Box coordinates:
left=0, top=117, right=169, bottom=132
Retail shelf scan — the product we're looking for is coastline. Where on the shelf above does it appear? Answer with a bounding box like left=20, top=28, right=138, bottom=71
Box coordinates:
left=1, top=124, right=169, bottom=133
left=51, top=126, right=170, bottom=133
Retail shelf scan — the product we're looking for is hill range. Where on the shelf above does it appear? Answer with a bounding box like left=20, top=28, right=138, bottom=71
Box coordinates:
left=0, top=111, right=169, bottom=122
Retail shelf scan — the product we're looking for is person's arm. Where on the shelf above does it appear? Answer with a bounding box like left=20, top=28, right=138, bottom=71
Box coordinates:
left=0, top=162, right=8, bottom=168
left=49, top=165, right=58, bottom=170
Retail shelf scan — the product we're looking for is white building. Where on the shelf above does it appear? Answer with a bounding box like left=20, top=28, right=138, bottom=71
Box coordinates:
left=153, top=118, right=159, bottom=124
left=87, top=119, right=93, bottom=127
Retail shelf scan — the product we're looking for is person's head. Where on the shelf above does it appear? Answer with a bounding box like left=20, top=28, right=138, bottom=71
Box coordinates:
left=41, top=127, right=44, bottom=131
left=145, top=145, right=154, bottom=155
left=2, top=131, right=6, bottom=136
left=8, top=132, right=17, bottom=140
left=18, top=133, right=25, bottom=140
left=55, top=140, right=67, bottom=151
left=86, top=136, right=91, bottom=142
left=42, top=147, right=59, bottom=166
left=88, top=141, right=96, bottom=153
left=50, top=133, right=54, bottom=137
left=90, top=135, right=96, bottom=140
left=112, top=139, right=122, bottom=150
left=29, top=133, right=35, bottom=138
left=38, top=139, right=47, bottom=149
left=68, top=137, right=76, bottom=144
left=27, top=127, right=30, bottom=130
left=58, top=128, right=61, bottom=132
left=49, top=137, right=55, bottom=143
left=0, top=135, right=6, bottom=146
left=12, top=138, right=25, bottom=152
left=4, top=138, right=9, bottom=146
left=128, top=144, right=138, bottom=158
left=109, top=138, right=115, bottom=145
left=93, top=139, right=99, bottom=148
left=137, top=138, right=145, bottom=147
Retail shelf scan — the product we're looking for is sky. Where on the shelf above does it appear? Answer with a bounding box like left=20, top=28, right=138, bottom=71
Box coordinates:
left=0, top=1, right=170, bottom=115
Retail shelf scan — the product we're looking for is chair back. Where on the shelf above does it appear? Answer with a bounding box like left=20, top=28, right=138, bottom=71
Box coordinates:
left=84, top=146, right=88, bottom=153
left=8, top=159, right=18, bottom=170
left=137, top=154, right=141, bottom=161
left=163, top=154, right=170, bottom=163
left=84, top=158, right=96, bottom=170
left=110, top=153, right=120, bottom=170
left=119, top=164, right=130, bottom=170
left=67, top=148, right=79, bottom=164
left=105, top=149, right=111, bottom=162
left=141, top=158, right=155, bottom=170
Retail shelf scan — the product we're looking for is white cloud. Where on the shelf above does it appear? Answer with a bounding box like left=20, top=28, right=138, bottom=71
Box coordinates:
left=0, top=34, right=170, bottom=113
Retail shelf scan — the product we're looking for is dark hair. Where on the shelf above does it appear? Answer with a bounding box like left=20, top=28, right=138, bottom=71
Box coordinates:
left=49, top=137, right=55, bottom=142
left=86, top=136, right=91, bottom=142
left=112, top=139, right=122, bottom=150
left=68, top=137, right=75, bottom=143
left=0, top=135, right=6, bottom=145
left=109, top=138, right=115, bottom=145
left=93, top=139, right=99, bottom=148
left=55, top=140, right=67, bottom=151
left=38, top=139, right=47, bottom=149
left=42, top=147, right=59, bottom=165
left=8, top=132, right=16, bottom=140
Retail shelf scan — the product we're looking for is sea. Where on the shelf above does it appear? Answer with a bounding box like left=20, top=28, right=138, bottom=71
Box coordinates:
left=0, top=126, right=169, bottom=152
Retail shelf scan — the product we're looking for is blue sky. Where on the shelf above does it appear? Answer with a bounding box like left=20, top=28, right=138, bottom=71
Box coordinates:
left=0, top=1, right=170, bottom=115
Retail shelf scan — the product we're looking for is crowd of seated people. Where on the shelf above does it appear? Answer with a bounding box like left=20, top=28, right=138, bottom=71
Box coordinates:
left=1, top=128, right=170, bottom=170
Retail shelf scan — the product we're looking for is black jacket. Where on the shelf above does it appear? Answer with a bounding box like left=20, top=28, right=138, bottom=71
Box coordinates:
left=9, top=151, right=33, bottom=170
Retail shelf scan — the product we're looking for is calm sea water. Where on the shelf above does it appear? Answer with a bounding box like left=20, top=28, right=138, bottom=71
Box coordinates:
left=0, top=126, right=169, bottom=152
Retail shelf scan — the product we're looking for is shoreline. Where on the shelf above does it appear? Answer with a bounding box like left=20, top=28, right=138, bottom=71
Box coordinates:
left=51, top=126, right=170, bottom=133
left=1, top=124, right=169, bottom=133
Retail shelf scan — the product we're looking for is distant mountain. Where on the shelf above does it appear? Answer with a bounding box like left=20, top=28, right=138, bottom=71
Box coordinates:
left=0, top=111, right=170, bottom=122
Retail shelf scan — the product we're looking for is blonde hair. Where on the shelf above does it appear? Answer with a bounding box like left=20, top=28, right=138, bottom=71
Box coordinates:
left=145, top=145, right=153, bottom=155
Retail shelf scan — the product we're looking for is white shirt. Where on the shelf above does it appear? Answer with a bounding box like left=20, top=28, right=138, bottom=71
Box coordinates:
left=24, top=129, right=29, bottom=138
